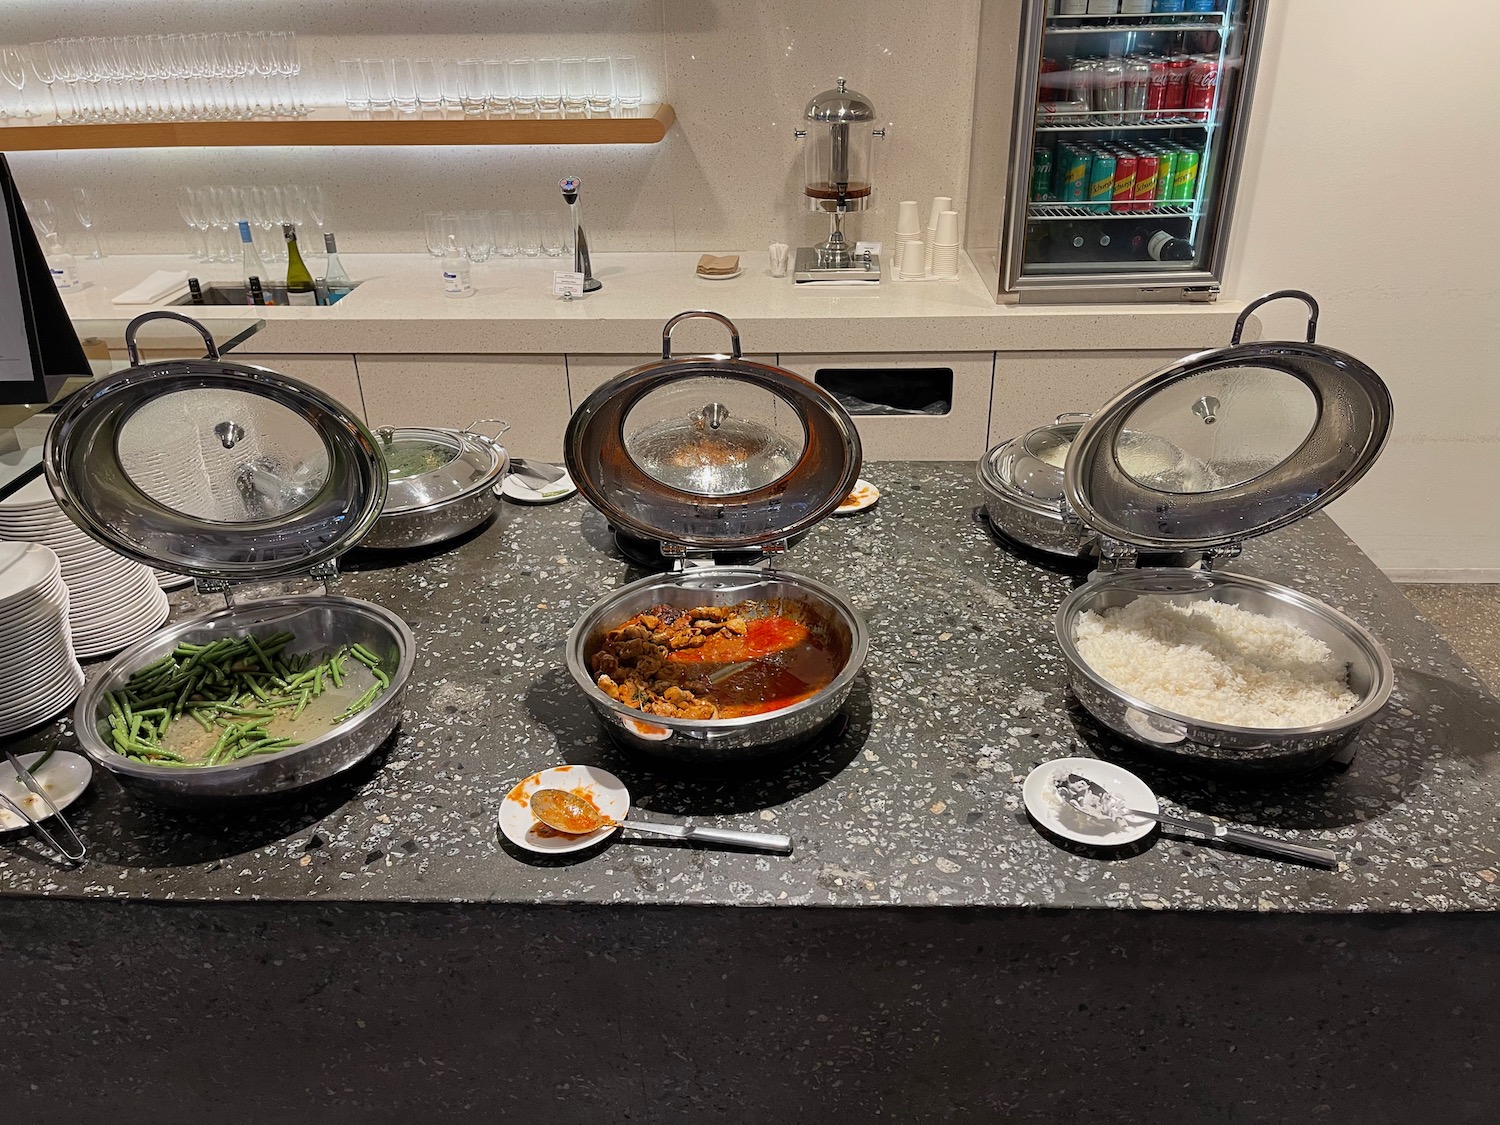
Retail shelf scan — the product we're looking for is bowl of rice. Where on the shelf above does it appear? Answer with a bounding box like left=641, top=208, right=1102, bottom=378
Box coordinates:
left=1055, top=569, right=1394, bottom=774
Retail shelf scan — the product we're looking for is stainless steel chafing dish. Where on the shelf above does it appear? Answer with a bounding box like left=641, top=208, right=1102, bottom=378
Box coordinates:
left=361, top=421, right=510, bottom=550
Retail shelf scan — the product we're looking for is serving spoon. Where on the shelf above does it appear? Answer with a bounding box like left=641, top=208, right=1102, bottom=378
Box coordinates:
left=1058, top=772, right=1340, bottom=868
left=529, top=788, right=792, bottom=854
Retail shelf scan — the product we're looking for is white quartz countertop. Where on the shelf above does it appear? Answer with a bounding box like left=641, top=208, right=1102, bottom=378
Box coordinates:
left=59, top=251, right=1250, bottom=355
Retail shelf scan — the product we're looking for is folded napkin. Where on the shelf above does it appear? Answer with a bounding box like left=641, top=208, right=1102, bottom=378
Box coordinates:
left=696, top=253, right=740, bottom=276
left=110, top=270, right=190, bottom=306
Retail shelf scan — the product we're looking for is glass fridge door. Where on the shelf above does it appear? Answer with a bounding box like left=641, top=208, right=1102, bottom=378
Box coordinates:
left=1005, top=0, right=1262, bottom=296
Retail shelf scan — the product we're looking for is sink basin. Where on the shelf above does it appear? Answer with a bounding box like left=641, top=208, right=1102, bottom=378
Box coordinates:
left=171, top=282, right=359, bottom=307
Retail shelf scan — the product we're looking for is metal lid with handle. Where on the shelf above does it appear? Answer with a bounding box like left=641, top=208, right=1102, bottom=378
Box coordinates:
left=1063, top=290, right=1393, bottom=553
left=565, top=311, right=862, bottom=552
left=44, top=310, right=387, bottom=581
left=377, top=419, right=509, bottom=512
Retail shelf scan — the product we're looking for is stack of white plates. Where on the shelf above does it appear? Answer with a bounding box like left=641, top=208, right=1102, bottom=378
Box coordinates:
left=0, top=477, right=169, bottom=659
left=0, top=541, right=85, bottom=736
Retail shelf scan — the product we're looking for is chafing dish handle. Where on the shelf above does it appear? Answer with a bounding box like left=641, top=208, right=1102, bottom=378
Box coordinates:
left=124, top=309, right=222, bottom=366
left=1232, top=289, right=1319, bottom=346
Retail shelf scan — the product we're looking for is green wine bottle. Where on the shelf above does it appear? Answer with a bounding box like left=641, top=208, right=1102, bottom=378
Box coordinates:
left=282, top=223, right=318, bottom=306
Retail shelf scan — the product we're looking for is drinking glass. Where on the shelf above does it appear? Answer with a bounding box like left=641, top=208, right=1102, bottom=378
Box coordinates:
left=518, top=210, right=541, bottom=257
left=463, top=212, right=495, bottom=262
left=29, top=43, right=65, bottom=123
left=509, top=57, right=538, bottom=112
left=439, top=59, right=462, bottom=112
left=304, top=185, right=328, bottom=235
left=539, top=211, right=566, bottom=257
left=340, top=59, right=368, bottom=111
left=364, top=58, right=395, bottom=111
left=560, top=58, right=588, bottom=114
left=483, top=59, right=510, bottom=114
left=249, top=32, right=278, bottom=117
left=423, top=211, right=449, bottom=257
left=586, top=57, right=613, bottom=111
left=0, top=48, right=30, bottom=120
left=613, top=55, right=640, bottom=109
left=177, top=186, right=206, bottom=259
left=391, top=58, right=418, bottom=113
left=494, top=210, right=518, bottom=257
left=414, top=58, right=442, bottom=111
left=535, top=57, right=562, bottom=113
left=27, top=197, right=58, bottom=240
left=457, top=60, right=487, bottom=116
left=272, top=31, right=305, bottom=116
left=71, top=188, right=103, bottom=258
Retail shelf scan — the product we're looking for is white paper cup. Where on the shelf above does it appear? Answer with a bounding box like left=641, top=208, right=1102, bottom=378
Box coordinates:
left=926, top=195, right=954, bottom=237
left=935, top=209, right=959, bottom=246
left=899, top=240, right=926, bottom=279
left=896, top=200, right=921, bottom=232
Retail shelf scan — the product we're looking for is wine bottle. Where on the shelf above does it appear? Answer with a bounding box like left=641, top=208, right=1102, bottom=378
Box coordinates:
left=322, top=232, right=353, bottom=304
left=248, top=276, right=267, bottom=306
left=1144, top=229, right=1194, bottom=262
left=237, top=221, right=265, bottom=304
left=282, top=223, right=318, bottom=306
left=187, top=277, right=205, bottom=305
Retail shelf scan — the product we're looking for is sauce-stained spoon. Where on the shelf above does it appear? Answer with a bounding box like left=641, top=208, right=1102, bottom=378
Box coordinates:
left=528, top=788, right=792, bottom=854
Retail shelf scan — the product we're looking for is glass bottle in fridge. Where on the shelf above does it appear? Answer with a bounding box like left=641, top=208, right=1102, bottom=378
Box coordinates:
left=968, top=0, right=1266, bottom=302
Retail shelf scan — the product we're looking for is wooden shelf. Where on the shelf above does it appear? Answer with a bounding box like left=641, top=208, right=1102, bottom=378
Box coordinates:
left=0, top=104, right=675, bottom=150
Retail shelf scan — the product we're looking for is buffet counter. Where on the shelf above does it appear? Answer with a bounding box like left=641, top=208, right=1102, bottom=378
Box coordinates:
left=3, top=463, right=1497, bottom=1124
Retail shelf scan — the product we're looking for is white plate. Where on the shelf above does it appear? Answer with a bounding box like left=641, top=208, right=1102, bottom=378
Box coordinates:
left=0, top=750, right=92, bottom=833
left=501, top=464, right=578, bottom=505
left=0, top=542, right=60, bottom=608
left=834, top=478, right=880, bottom=515
left=498, top=764, right=630, bottom=854
left=1022, top=756, right=1160, bottom=847
left=0, top=670, right=85, bottom=735
left=696, top=267, right=743, bottom=281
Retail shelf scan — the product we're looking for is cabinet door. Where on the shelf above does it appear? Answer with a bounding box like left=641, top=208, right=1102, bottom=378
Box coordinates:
left=232, top=354, right=364, bottom=420
left=989, top=349, right=1184, bottom=444
left=357, top=355, right=569, bottom=461
left=776, top=353, right=995, bottom=461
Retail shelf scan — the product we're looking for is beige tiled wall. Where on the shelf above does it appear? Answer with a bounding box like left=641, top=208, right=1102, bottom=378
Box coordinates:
left=988, top=350, right=1186, bottom=442
left=233, top=353, right=364, bottom=420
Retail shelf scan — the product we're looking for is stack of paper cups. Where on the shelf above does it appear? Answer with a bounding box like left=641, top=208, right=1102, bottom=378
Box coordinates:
left=893, top=200, right=921, bottom=272
left=924, top=196, right=953, bottom=275
left=898, top=240, right=926, bottom=280
left=931, top=210, right=961, bottom=278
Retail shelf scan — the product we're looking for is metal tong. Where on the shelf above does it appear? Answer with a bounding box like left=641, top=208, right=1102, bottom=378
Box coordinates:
left=2, top=751, right=85, bottom=863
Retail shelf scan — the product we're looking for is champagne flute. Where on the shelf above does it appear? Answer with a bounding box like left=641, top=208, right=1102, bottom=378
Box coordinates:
left=28, top=43, right=64, bottom=123
left=303, top=185, right=327, bottom=237
left=27, top=197, right=58, bottom=241
left=176, top=186, right=206, bottom=259
left=71, top=188, right=103, bottom=258
left=1, top=48, right=33, bottom=120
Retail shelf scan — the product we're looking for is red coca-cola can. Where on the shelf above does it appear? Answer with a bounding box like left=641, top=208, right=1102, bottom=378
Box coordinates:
left=1185, top=57, right=1218, bottom=119
left=1038, top=56, right=1064, bottom=103
left=1163, top=56, right=1192, bottom=113
left=1132, top=153, right=1159, bottom=211
left=1146, top=58, right=1171, bottom=119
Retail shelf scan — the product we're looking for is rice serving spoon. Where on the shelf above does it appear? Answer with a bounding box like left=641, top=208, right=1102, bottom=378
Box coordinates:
left=1058, top=772, right=1340, bottom=868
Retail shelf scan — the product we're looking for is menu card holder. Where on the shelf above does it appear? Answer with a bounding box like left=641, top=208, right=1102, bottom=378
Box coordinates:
left=0, top=152, right=89, bottom=407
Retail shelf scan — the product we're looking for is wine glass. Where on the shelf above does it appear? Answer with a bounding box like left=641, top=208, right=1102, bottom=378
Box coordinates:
left=28, top=43, right=64, bottom=123
left=176, top=186, right=205, bottom=259
left=71, top=188, right=103, bottom=258
left=303, top=185, right=327, bottom=236
left=26, top=197, right=58, bottom=241
left=1, top=48, right=33, bottom=120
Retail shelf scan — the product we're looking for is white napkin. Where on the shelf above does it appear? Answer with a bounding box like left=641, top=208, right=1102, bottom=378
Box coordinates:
left=110, top=270, right=190, bottom=306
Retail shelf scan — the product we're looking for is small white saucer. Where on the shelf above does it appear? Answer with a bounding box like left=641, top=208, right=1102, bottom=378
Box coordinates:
left=500, top=464, right=578, bottom=504
left=1022, top=756, right=1159, bottom=847
left=0, top=750, right=93, bottom=833
left=835, top=479, right=880, bottom=514
left=697, top=268, right=743, bottom=281
left=499, top=764, right=630, bottom=854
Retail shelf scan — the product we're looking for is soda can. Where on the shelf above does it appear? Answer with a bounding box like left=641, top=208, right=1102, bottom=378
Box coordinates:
left=1087, top=152, right=1116, bottom=214
left=1146, top=59, right=1172, bottom=120
left=1168, top=147, right=1201, bottom=201
left=1153, top=0, right=1187, bottom=10
left=1185, top=57, right=1218, bottom=120
left=1110, top=154, right=1137, bottom=213
left=1132, top=153, right=1159, bottom=211
left=1031, top=146, right=1055, bottom=201
left=1162, top=57, right=1191, bottom=112
left=1068, top=60, right=1097, bottom=107
left=1095, top=61, right=1125, bottom=125
left=1038, top=56, right=1064, bottom=103
left=1153, top=150, right=1177, bottom=207
left=1123, top=60, right=1152, bottom=124
left=1036, top=97, right=1091, bottom=120
left=1060, top=147, right=1090, bottom=204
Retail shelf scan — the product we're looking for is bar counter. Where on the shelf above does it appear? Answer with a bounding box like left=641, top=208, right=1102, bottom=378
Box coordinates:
left=4, top=463, right=1498, bottom=1124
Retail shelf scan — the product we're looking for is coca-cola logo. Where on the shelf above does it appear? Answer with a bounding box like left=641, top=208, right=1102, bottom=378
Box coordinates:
left=1189, top=72, right=1215, bottom=88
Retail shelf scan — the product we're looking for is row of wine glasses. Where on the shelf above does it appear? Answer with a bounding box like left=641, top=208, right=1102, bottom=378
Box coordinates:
left=23, top=190, right=104, bottom=257
left=177, top=184, right=327, bottom=263
left=423, top=210, right=574, bottom=262
left=2, top=34, right=305, bottom=125
left=344, top=55, right=639, bottom=116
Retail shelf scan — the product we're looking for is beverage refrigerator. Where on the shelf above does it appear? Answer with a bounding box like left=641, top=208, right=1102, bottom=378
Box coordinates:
left=967, top=0, right=1267, bottom=303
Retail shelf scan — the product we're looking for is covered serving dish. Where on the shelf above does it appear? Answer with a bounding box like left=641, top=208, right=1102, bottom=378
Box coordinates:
left=360, top=420, right=510, bottom=550
left=1050, top=290, right=1396, bottom=774
left=43, top=311, right=415, bottom=802
left=564, top=310, right=869, bottom=764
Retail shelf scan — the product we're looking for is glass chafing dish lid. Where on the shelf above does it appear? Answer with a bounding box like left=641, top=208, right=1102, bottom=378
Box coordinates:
left=44, top=317, right=385, bottom=581
left=565, top=311, right=862, bottom=550
left=1064, top=290, right=1393, bottom=553
left=377, top=423, right=508, bottom=513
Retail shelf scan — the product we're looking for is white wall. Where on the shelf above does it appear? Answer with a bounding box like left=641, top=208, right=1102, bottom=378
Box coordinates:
left=1224, top=0, right=1500, bottom=579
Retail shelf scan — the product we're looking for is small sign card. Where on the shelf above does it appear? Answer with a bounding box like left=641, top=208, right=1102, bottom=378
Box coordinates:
left=552, top=271, right=586, bottom=299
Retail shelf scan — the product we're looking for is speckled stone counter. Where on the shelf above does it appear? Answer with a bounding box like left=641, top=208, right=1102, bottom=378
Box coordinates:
left=4, top=463, right=1499, bottom=1125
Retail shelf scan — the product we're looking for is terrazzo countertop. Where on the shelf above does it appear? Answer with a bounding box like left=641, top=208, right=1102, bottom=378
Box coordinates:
left=56, top=252, right=1250, bottom=354
left=3, top=463, right=1497, bottom=912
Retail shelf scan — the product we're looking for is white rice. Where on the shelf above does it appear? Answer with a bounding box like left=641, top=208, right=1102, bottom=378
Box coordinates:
left=1073, top=597, right=1358, bottom=728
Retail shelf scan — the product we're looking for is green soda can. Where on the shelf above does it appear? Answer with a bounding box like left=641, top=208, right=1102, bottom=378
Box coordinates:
left=1059, top=145, right=1090, bottom=204
left=1031, top=146, right=1054, bottom=201
left=1153, top=149, right=1177, bottom=208
left=1169, top=147, right=1201, bottom=202
left=1087, top=152, right=1116, bottom=214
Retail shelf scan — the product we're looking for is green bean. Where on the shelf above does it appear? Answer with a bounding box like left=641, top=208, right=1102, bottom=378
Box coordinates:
left=350, top=644, right=382, bottom=669
left=187, top=709, right=215, bottom=732
left=328, top=651, right=344, bottom=688
left=371, top=666, right=390, bottom=689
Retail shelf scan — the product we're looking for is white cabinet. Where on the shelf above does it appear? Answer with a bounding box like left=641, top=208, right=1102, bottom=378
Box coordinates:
left=989, top=350, right=1185, bottom=444
left=221, top=353, right=364, bottom=421
left=356, top=354, right=570, bottom=460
